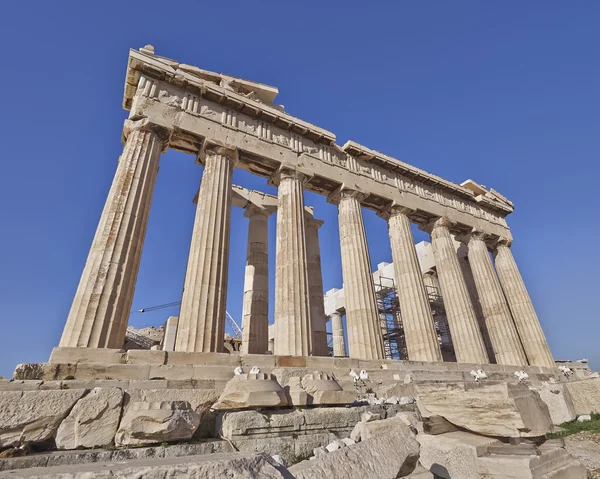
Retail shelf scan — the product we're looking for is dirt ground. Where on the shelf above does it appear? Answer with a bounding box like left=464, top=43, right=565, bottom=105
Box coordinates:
left=564, top=432, right=600, bottom=478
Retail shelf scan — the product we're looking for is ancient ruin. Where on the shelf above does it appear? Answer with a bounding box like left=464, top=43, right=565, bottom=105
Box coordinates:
left=2, top=45, right=599, bottom=478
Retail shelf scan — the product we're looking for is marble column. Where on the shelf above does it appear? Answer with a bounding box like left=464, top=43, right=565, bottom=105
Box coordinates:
left=305, top=214, right=328, bottom=356
left=467, top=232, right=528, bottom=366
left=328, top=188, right=384, bottom=360
left=457, top=247, right=496, bottom=363
left=330, top=311, right=346, bottom=357
left=425, top=217, right=489, bottom=364
left=493, top=239, right=555, bottom=367
left=59, top=119, right=169, bottom=349
left=241, top=205, right=271, bottom=355
left=175, top=142, right=237, bottom=352
left=273, top=168, right=313, bottom=356
left=383, top=207, right=442, bottom=362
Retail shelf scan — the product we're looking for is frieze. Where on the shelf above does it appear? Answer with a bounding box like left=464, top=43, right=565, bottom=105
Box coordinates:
left=132, top=70, right=511, bottom=232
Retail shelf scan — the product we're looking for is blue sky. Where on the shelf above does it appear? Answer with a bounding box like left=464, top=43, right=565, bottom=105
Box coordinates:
left=0, top=2, right=598, bottom=377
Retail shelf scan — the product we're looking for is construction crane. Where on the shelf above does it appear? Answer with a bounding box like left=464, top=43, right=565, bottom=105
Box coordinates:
left=132, top=301, right=243, bottom=339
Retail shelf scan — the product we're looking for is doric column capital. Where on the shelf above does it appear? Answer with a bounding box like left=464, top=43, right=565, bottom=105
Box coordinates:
left=269, top=165, right=312, bottom=187
left=243, top=204, right=272, bottom=219
left=455, top=227, right=488, bottom=245
left=376, top=202, right=415, bottom=221
left=418, top=216, right=454, bottom=234
left=122, top=118, right=172, bottom=152
left=198, top=141, right=239, bottom=167
left=496, top=236, right=513, bottom=248
left=326, top=185, right=367, bottom=205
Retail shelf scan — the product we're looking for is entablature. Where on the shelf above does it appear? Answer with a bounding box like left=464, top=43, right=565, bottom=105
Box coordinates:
left=123, top=46, right=513, bottom=240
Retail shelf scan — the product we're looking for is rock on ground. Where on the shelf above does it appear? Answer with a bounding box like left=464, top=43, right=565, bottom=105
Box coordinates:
left=416, top=382, right=553, bottom=438
left=55, top=388, right=123, bottom=450
left=289, top=426, right=419, bottom=478
left=0, top=452, right=291, bottom=478
left=0, top=389, right=86, bottom=447
left=115, top=401, right=200, bottom=447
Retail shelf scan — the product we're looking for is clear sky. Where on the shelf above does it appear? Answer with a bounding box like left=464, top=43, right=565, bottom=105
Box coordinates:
left=0, top=2, right=598, bottom=377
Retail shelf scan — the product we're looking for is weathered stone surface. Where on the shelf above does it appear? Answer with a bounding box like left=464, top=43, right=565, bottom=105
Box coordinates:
left=12, top=364, right=45, bottom=381
left=385, top=207, right=442, bottom=362
left=416, top=382, right=553, bottom=438
left=289, top=428, right=420, bottom=479
left=417, top=431, right=503, bottom=479
left=330, top=188, right=384, bottom=360
left=0, top=441, right=234, bottom=473
left=0, top=452, right=290, bottom=478
left=493, top=241, right=555, bottom=368
left=476, top=445, right=587, bottom=478
left=50, top=347, right=126, bottom=365
left=427, top=217, right=488, bottom=364
left=534, top=382, right=577, bottom=425
left=56, top=388, right=124, bottom=449
left=565, top=378, right=600, bottom=415
left=59, top=121, right=167, bottom=349
left=115, top=401, right=200, bottom=447
left=213, top=373, right=289, bottom=410
left=175, top=143, right=237, bottom=353
left=273, top=169, right=313, bottom=356
left=125, top=387, right=220, bottom=439
left=284, top=377, right=308, bottom=406
left=301, top=372, right=355, bottom=405
left=0, top=389, right=86, bottom=447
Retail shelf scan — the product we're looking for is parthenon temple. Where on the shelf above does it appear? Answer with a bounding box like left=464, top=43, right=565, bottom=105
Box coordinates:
left=6, top=44, right=598, bottom=478
left=57, top=44, right=553, bottom=369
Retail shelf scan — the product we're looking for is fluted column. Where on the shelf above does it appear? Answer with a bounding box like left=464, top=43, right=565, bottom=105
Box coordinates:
left=305, top=214, right=328, bottom=356
left=331, top=311, right=346, bottom=357
left=467, top=232, right=528, bottom=365
left=328, top=187, right=384, bottom=359
left=273, top=168, right=312, bottom=356
left=175, top=142, right=237, bottom=352
left=383, top=207, right=441, bottom=362
left=59, top=119, right=169, bottom=348
left=241, top=205, right=271, bottom=355
left=424, top=217, right=489, bottom=364
left=457, top=248, right=496, bottom=363
left=493, top=239, right=554, bottom=367
left=422, top=271, right=440, bottom=297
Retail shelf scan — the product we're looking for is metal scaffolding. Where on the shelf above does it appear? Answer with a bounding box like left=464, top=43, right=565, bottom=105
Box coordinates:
left=374, top=275, right=456, bottom=361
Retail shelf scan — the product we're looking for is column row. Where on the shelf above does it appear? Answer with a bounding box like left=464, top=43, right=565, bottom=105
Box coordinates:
left=59, top=123, right=553, bottom=368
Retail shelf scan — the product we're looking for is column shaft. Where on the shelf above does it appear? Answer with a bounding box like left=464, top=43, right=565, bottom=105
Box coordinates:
left=331, top=189, right=384, bottom=359
left=494, top=242, right=554, bottom=367
left=331, top=311, right=346, bottom=357
left=241, top=207, right=270, bottom=355
left=428, top=218, right=489, bottom=364
left=273, top=170, right=312, bottom=356
left=175, top=143, right=237, bottom=352
left=458, top=252, right=496, bottom=362
left=59, top=119, right=167, bottom=348
left=467, top=234, right=528, bottom=365
left=306, top=216, right=328, bottom=356
left=387, top=209, right=442, bottom=362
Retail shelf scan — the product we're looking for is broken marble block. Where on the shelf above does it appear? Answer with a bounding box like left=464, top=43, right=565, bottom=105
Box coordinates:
left=416, top=382, right=553, bottom=438
left=56, top=388, right=123, bottom=449
left=212, top=373, right=289, bottom=410
left=0, top=389, right=86, bottom=447
left=301, top=372, right=355, bottom=405
left=286, top=376, right=308, bottom=406
left=114, top=401, right=200, bottom=447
